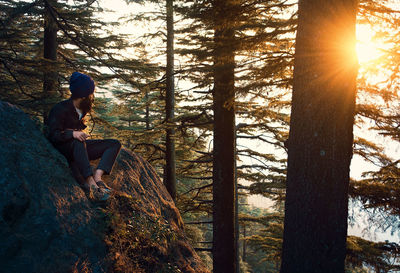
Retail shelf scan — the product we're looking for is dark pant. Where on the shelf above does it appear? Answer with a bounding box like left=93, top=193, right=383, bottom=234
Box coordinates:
left=54, top=138, right=122, bottom=182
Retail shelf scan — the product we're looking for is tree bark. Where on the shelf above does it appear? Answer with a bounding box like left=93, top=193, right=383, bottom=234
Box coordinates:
left=235, top=126, right=239, bottom=273
left=165, top=0, right=177, bottom=201
left=43, top=0, right=58, bottom=124
left=242, top=223, right=246, bottom=263
left=145, top=87, right=150, bottom=130
left=212, top=0, right=237, bottom=272
left=280, top=0, right=359, bottom=272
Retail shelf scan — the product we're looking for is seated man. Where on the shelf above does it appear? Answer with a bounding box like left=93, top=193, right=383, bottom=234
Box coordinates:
left=45, top=71, right=121, bottom=200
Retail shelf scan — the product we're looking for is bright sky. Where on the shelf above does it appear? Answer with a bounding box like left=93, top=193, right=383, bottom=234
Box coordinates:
left=356, top=24, right=385, bottom=64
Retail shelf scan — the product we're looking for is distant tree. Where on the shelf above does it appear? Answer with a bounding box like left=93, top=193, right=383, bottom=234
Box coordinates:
left=348, top=0, right=400, bottom=234
left=172, top=0, right=295, bottom=268
left=165, top=0, right=177, bottom=201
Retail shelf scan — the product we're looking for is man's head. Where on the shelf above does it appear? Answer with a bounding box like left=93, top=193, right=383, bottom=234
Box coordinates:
left=69, top=71, right=95, bottom=113
left=74, top=93, right=94, bottom=113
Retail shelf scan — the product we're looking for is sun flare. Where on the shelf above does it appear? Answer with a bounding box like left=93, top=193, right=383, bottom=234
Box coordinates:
left=356, top=25, right=383, bottom=64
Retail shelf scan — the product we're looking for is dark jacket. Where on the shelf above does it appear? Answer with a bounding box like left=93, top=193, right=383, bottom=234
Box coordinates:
left=45, top=97, right=88, bottom=144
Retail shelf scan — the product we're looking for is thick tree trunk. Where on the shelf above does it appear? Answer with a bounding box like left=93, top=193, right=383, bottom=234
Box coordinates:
left=43, top=0, right=58, bottom=124
left=165, top=0, right=176, bottom=201
left=212, top=0, right=237, bottom=272
left=280, top=0, right=359, bottom=272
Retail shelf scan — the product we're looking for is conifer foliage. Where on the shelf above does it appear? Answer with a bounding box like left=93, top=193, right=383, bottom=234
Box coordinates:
left=2, top=0, right=400, bottom=272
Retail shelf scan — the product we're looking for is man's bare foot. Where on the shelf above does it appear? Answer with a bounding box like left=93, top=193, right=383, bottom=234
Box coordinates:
left=82, top=175, right=110, bottom=201
left=94, top=168, right=104, bottom=182
left=84, top=176, right=99, bottom=189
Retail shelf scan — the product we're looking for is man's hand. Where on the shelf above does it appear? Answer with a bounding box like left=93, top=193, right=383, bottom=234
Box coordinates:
left=72, top=130, right=89, bottom=142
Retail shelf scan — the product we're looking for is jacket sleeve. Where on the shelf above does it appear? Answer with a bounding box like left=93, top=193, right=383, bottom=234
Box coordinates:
left=47, top=106, right=74, bottom=143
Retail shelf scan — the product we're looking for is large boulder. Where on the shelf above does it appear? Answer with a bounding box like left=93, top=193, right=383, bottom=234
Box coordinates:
left=0, top=100, right=210, bottom=273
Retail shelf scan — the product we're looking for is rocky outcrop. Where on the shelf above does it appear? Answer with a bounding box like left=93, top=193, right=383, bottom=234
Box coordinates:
left=0, top=100, right=210, bottom=273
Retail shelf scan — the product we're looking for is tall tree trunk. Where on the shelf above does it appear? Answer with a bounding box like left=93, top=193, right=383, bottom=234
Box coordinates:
left=145, top=87, right=150, bottom=130
left=242, top=223, right=246, bottom=263
left=144, top=87, right=151, bottom=156
left=43, top=0, right=58, bottom=124
left=212, top=0, right=237, bottom=272
left=165, top=0, right=176, bottom=201
left=235, top=127, right=239, bottom=273
left=280, top=0, right=359, bottom=272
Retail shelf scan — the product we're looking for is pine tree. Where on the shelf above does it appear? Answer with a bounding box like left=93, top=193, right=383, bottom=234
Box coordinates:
left=280, top=0, right=359, bottom=272
left=42, top=0, right=58, bottom=124
left=165, top=0, right=177, bottom=201
left=0, top=0, right=153, bottom=128
left=211, top=0, right=237, bottom=271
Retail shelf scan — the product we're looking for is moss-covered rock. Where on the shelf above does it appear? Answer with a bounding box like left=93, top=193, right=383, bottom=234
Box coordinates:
left=0, top=100, right=209, bottom=273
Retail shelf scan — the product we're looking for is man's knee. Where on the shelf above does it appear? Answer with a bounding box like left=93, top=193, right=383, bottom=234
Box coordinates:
left=109, top=139, right=121, bottom=149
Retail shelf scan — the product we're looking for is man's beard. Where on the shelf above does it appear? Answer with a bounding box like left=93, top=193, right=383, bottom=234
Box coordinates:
left=78, top=96, right=94, bottom=113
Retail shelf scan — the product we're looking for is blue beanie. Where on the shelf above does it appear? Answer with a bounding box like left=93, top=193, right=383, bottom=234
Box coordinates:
left=69, top=72, right=95, bottom=98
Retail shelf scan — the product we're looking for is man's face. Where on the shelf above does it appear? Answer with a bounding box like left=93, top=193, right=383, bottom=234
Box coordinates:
left=78, top=93, right=94, bottom=113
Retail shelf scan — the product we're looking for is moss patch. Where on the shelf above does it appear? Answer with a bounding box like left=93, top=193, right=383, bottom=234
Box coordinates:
left=99, top=191, right=182, bottom=273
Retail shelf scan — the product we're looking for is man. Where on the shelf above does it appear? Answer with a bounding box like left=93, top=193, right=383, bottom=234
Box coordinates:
left=46, top=71, right=121, bottom=201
